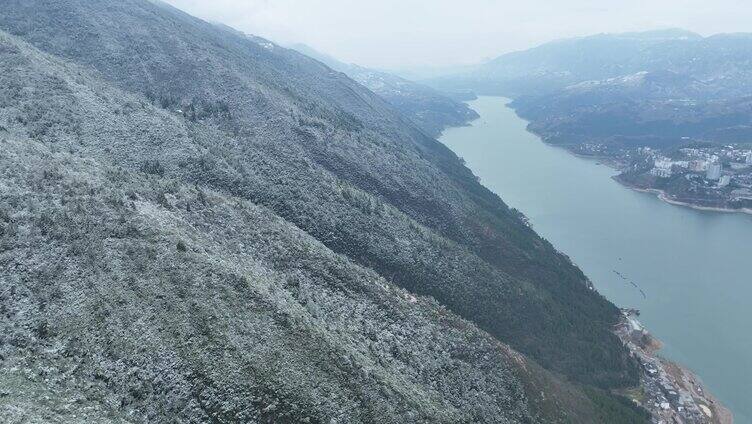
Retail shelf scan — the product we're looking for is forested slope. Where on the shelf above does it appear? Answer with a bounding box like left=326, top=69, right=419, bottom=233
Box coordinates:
left=291, top=43, right=479, bottom=137
left=0, top=1, right=647, bottom=422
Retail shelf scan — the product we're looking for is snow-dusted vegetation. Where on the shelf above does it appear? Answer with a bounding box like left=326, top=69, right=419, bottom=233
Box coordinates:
left=0, top=2, right=649, bottom=422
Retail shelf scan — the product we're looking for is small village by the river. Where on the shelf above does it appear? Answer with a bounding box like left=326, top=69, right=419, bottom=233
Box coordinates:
left=616, top=310, right=733, bottom=424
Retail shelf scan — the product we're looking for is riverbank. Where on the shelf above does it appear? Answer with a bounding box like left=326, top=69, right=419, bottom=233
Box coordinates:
left=512, top=107, right=752, bottom=217
left=567, top=147, right=752, bottom=216
left=615, top=311, right=733, bottom=424
left=615, top=182, right=752, bottom=217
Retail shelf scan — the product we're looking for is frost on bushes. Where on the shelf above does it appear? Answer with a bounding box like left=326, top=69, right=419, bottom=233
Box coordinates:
left=0, top=21, right=635, bottom=389
left=0, top=135, right=533, bottom=423
left=0, top=7, right=642, bottom=421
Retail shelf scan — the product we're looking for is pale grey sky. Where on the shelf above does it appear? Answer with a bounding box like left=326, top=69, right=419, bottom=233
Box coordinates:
left=163, top=0, right=752, bottom=70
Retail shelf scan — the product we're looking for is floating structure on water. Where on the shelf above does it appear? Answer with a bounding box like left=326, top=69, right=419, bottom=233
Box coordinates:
left=613, top=269, right=647, bottom=299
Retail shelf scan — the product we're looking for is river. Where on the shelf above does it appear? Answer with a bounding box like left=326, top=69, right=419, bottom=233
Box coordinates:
left=440, top=96, right=752, bottom=423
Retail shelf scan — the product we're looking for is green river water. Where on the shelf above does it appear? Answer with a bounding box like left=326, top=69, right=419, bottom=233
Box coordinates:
left=440, top=96, right=752, bottom=422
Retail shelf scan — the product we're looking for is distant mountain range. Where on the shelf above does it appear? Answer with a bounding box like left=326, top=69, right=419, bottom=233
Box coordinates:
left=0, top=1, right=647, bottom=422
left=432, top=29, right=752, bottom=96
left=430, top=29, right=752, bottom=150
left=292, top=44, right=478, bottom=137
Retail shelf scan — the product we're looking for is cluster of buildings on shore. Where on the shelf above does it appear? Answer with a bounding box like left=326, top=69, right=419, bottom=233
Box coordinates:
left=642, top=146, right=752, bottom=189
left=616, top=311, right=721, bottom=424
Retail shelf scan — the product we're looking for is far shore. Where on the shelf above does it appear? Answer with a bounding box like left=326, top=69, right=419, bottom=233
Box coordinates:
left=565, top=146, right=752, bottom=217
left=500, top=103, right=752, bottom=218
left=616, top=182, right=752, bottom=217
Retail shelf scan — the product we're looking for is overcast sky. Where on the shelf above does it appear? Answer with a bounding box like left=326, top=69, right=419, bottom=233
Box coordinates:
left=163, top=0, right=752, bottom=70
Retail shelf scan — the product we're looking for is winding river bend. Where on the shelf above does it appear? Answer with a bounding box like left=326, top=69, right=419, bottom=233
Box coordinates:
left=440, top=97, right=752, bottom=423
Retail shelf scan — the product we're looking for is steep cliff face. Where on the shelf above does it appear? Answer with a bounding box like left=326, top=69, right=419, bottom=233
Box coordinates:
left=0, top=1, right=647, bottom=422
